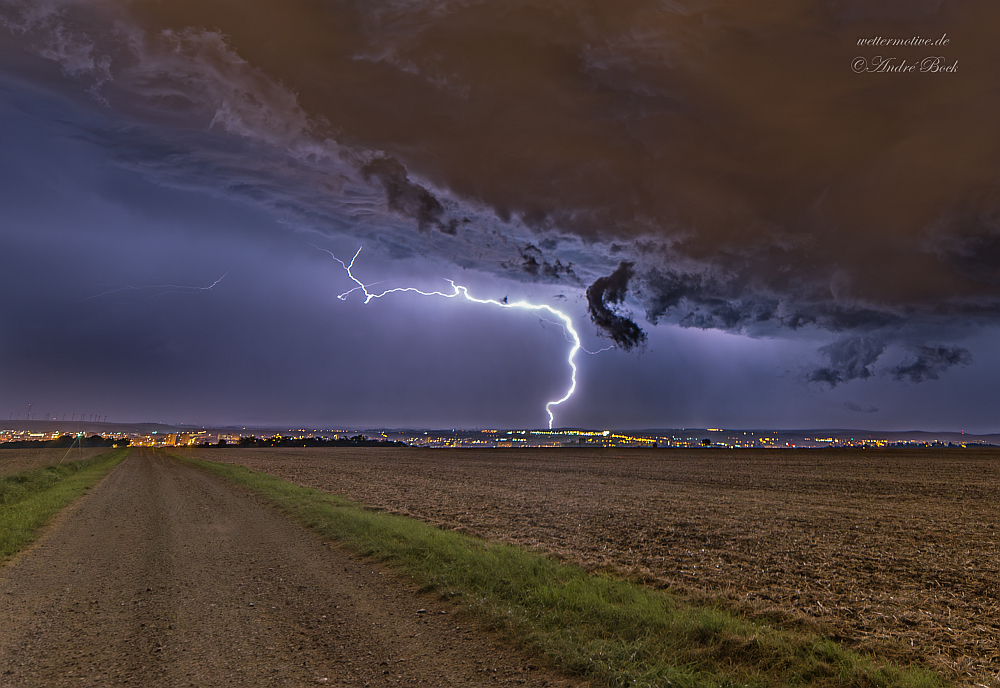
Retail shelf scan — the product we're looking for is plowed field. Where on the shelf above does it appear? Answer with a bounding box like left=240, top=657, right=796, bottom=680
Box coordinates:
left=0, top=447, right=109, bottom=476
left=177, top=447, right=1000, bottom=686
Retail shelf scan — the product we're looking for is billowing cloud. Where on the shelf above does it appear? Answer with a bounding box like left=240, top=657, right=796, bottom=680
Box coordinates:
left=361, top=155, right=454, bottom=234
left=891, top=346, right=973, bottom=383
left=809, top=336, right=886, bottom=387
left=2, top=0, right=999, bottom=391
left=585, top=261, right=646, bottom=351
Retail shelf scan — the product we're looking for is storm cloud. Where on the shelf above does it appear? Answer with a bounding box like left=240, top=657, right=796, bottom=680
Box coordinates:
left=892, top=346, right=973, bottom=383
left=810, top=337, right=887, bottom=387
left=361, top=155, right=453, bottom=234
left=2, top=0, right=999, bottom=428
left=585, top=262, right=646, bottom=351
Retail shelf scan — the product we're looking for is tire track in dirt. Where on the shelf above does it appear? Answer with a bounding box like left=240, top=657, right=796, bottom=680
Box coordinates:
left=0, top=449, right=583, bottom=687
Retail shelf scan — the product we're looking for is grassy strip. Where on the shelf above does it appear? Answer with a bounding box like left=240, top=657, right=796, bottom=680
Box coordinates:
left=0, top=448, right=130, bottom=563
left=183, top=455, right=944, bottom=688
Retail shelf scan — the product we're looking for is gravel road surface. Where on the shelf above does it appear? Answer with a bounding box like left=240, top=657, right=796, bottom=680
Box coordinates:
left=0, top=449, right=582, bottom=687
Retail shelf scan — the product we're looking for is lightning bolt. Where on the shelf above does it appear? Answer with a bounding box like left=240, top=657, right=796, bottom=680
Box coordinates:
left=83, top=272, right=229, bottom=301
left=321, top=246, right=590, bottom=430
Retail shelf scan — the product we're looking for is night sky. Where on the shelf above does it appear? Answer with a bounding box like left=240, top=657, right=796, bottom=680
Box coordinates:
left=1, top=0, right=998, bottom=431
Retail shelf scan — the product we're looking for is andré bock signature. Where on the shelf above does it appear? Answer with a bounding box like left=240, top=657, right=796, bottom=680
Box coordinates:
left=852, top=55, right=957, bottom=74
left=852, top=33, right=956, bottom=74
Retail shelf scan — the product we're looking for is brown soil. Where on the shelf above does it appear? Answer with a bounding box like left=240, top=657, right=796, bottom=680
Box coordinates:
left=176, top=446, right=1000, bottom=687
left=0, top=448, right=109, bottom=476
left=0, top=449, right=585, bottom=688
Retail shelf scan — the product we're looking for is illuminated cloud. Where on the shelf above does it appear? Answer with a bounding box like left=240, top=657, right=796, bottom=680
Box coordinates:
left=2, top=0, right=999, bottom=427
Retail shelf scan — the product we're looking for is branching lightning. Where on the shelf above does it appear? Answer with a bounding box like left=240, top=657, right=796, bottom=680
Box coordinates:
left=321, top=246, right=602, bottom=429
left=83, top=273, right=229, bottom=301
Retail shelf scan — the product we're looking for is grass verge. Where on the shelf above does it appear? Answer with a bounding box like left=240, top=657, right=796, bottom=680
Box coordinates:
left=0, top=448, right=129, bottom=563
left=181, top=455, right=944, bottom=688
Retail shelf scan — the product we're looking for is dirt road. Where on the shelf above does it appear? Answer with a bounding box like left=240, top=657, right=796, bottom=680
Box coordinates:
left=0, top=449, right=581, bottom=687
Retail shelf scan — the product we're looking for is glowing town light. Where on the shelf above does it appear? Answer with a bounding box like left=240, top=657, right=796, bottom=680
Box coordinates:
left=322, top=246, right=585, bottom=429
